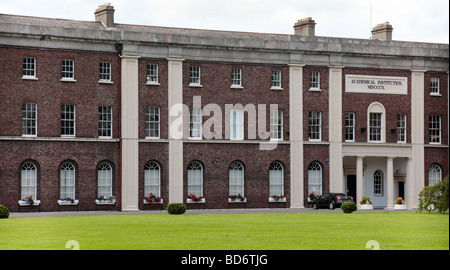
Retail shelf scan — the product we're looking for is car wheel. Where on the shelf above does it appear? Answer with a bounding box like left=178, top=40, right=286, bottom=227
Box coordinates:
left=313, top=203, right=318, bottom=210
left=329, top=202, right=334, bottom=210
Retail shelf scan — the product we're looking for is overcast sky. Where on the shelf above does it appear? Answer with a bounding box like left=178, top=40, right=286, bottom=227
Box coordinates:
left=0, top=0, right=448, bottom=43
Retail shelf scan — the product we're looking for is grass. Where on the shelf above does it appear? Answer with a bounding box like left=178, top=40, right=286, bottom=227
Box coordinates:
left=0, top=212, right=448, bottom=250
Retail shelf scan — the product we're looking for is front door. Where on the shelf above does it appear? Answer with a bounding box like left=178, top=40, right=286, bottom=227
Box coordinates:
left=398, top=181, right=405, bottom=200
left=347, top=175, right=357, bottom=202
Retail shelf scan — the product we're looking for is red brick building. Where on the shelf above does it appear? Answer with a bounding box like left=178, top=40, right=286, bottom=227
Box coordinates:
left=0, top=5, right=448, bottom=212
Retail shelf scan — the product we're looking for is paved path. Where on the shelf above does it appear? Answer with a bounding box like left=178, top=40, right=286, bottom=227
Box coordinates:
left=9, top=207, right=416, bottom=218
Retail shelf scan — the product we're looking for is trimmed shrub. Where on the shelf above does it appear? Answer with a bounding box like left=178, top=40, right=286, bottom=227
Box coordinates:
left=167, top=203, right=187, bottom=215
left=341, top=201, right=357, bottom=214
left=0, top=205, right=10, bottom=219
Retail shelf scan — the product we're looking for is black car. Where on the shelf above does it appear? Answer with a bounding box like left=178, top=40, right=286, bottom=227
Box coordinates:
left=312, top=193, right=354, bottom=210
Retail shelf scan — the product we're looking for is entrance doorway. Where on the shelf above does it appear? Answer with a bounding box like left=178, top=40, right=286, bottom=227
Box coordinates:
left=398, top=181, right=405, bottom=200
left=347, top=175, right=357, bottom=203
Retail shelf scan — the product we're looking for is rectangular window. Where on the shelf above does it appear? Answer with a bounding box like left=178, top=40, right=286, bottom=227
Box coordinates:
left=270, top=109, right=283, bottom=140
left=430, top=77, right=440, bottom=94
left=345, top=112, right=355, bottom=142
left=310, top=71, right=320, bottom=89
left=308, top=111, right=321, bottom=141
left=231, top=68, right=242, bottom=87
left=271, top=70, right=282, bottom=88
left=230, top=109, right=244, bottom=140
left=22, top=103, right=37, bottom=137
left=189, top=107, right=202, bottom=139
left=147, top=64, right=159, bottom=83
left=98, top=106, right=112, bottom=138
left=145, top=106, right=160, bottom=139
left=62, top=59, right=74, bottom=79
left=369, top=113, right=382, bottom=142
left=190, top=66, right=201, bottom=85
left=99, top=62, right=111, bottom=82
left=22, top=57, right=36, bottom=78
left=61, top=104, right=76, bottom=137
left=397, top=114, right=406, bottom=143
left=429, top=115, right=441, bottom=144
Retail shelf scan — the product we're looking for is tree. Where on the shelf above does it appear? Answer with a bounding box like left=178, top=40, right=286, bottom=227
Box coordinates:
left=417, top=175, right=449, bottom=213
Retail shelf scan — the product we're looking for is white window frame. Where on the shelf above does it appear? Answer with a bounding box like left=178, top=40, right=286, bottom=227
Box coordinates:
left=146, top=64, right=159, bottom=85
left=397, top=114, right=407, bottom=143
left=270, top=109, right=283, bottom=140
left=22, top=103, right=37, bottom=137
left=60, top=163, right=76, bottom=200
left=22, top=57, right=37, bottom=79
left=21, top=162, right=37, bottom=200
left=98, top=106, right=113, bottom=139
left=269, top=162, right=284, bottom=197
left=189, top=66, right=202, bottom=86
left=146, top=106, right=160, bottom=139
left=271, top=69, right=282, bottom=89
left=99, top=61, right=112, bottom=83
left=145, top=161, right=161, bottom=198
left=229, top=161, right=244, bottom=197
left=98, top=163, right=113, bottom=199
left=308, top=111, right=322, bottom=141
left=367, top=102, right=386, bottom=143
left=188, top=161, right=203, bottom=197
left=61, top=104, right=76, bottom=138
left=373, top=170, right=383, bottom=196
left=308, top=162, right=322, bottom=196
left=189, top=107, right=203, bottom=140
left=428, top=164, right=442, bottom=186
left=61, top=59, right=75, bottom=81
left=310, top=71, right=320, bottom=90
left=230, top=109, right=244, bottom=140
left=429, top=115, right=441, bottom=144
left=231, top=68, right=242, bottom=88
left=430, top=77, right=440, bottom=95
left=345, top=112, right=355, bottom=142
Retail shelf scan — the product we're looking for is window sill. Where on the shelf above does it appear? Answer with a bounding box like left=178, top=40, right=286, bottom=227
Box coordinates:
left=22, top=76, right=38, bottom=81
left=22, top=135, right=37, bottom=138
left=309, top=88, right=322, bottom=92
left=228, top=198, right=247, bottom=203
left=98, top=80, right=114, bottom=84
left=230, top=85, right=244, bottom=90
left=189, top=83, right=203, bottom=88
left=269, top=197, right=286, bottom=203
left=58, top=199, right=79, bottom=205
left=61, top=78, right=77, bottom=83
left=95, top=199, right=116, bottom=205
left=187, top=198, right=206, bottom=203
left=18, top=200, right=41, bottom=206
left=146, top=82, right=160, bottom=86
left=143, top=198, right=163, bottom=205
left=270, top=87, right=283, bottom=91
left=430, top=93, right=442, bottom=97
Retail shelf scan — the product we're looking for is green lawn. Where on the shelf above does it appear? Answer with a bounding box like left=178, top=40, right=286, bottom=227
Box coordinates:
left=0, top=212, right=448, bottom=250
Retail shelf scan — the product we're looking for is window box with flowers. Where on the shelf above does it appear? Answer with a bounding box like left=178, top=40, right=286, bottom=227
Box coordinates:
left=18, top=196, right=41, bottom=206
left=96, top=196, right=116, bottom=205
left=394, top=197, right=407, bottom=210
left=360, top=196, right=373, bottom=210
left=143, top=193, right=163, bottom=204
left=269, top=194, right=286, bottom=202
left=228, top=194, right=247, bottom=203
left=58, top=198, right=79, bottom=205
left=187, top=194, right=205, bottom=203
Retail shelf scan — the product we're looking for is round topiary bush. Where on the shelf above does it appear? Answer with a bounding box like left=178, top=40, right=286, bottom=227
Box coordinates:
left=167, top=203, right=186, bottom=215
left=0, top=205, right=10, bottom=219
left=341, top=201, right=357, bottom=214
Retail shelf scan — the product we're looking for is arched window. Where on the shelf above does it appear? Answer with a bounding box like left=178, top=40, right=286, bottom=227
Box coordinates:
left=269, top=162, right=284, bottom=197
left=145, top=161, right=161, bottom=197
left=428, top=164, right=442, bottom=186
left=229, top=161, right=244, bottom=196
left=188, top=161, right=203, bottom=197
left=98, top=163, right=113, bottom=199
left=308, top=162, right=322, bottom=195
left=374, top=170, right=383, bottom=195
left=368, top=102, right=386, bottom=143
left=21, top=162, right=37, bottom=200
left=60, top=163, right=76, bottom=199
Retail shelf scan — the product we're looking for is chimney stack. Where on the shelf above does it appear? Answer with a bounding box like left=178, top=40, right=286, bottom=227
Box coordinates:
left=371, top=22, right=393, bottom=41
left=293, top=17, right=316, bottom=37
left=95, top=3, right=115, bottom=28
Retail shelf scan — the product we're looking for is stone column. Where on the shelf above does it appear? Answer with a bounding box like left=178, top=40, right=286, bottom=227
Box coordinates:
left=120, top=55, right=141, bottom=211
left=356, top=156, right=364, bottom=207
left=289, top=64, right=305, bottom=208
left=386, top=157, right=395, bottom=209
left=406, top=157, right=415, bottom=209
